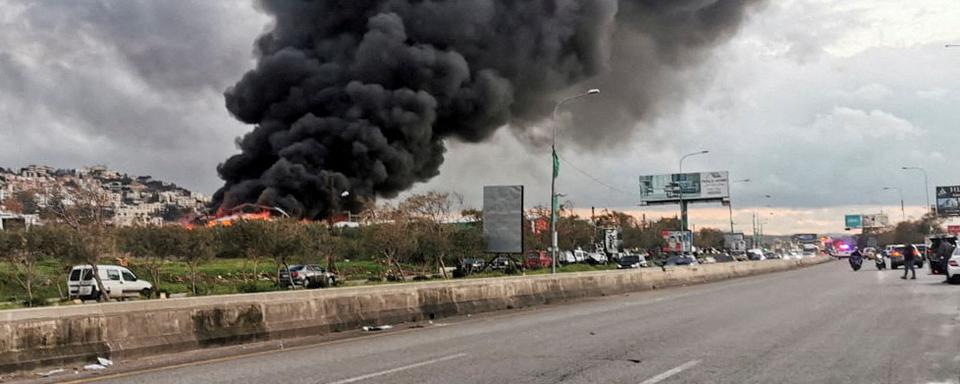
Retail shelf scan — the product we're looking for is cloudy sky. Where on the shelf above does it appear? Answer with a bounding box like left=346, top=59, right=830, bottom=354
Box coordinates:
left=1, top=0, right=958, bottom=234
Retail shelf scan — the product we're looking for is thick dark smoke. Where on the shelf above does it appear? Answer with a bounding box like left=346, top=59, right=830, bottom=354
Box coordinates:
left=215, top=0, right=762, bottom=219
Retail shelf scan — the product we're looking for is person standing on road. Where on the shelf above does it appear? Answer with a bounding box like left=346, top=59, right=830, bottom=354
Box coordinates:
left=937, top=240, right=956, bottom=283
left=901, top=244, right=918, bottom=280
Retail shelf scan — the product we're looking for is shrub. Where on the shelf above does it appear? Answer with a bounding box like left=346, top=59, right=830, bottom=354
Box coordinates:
left=236, top=281, right=275, bottom=294
left=22, top=296, right=48, bottom=307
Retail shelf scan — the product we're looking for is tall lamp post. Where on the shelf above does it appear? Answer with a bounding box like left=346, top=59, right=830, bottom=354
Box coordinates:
left=550, top=88, right=600, bottom=274
left=882, top=186, right=905, bottom=222
left=678, top=150, right=709, bottom=232
left=728, top=178, right=751, bottom=233
left=901, top=166, right=932, bottom=216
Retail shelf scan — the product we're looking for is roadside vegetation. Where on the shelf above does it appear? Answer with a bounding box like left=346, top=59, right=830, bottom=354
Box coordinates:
left=2, top=187, right=942, bottom=310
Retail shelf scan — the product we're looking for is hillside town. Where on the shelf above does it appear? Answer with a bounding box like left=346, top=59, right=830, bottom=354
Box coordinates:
left=0, top=164, right=209, bottom=228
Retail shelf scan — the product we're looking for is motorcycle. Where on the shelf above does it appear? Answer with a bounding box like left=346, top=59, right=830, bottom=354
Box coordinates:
left=875, top=254, right=886, bottom=270
left=849, top=252, right=863, bottom=271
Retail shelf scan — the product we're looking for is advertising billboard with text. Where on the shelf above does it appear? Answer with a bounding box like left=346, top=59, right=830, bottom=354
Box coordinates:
left=861, top=214, right=889, bottom=229
left=937, top=185, right=960, bottom=217
left=638, top=171, right=729, bottom=205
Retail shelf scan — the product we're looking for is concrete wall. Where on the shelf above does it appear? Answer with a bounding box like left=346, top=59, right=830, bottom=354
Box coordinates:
left=0, top=257, right=830, bottom=372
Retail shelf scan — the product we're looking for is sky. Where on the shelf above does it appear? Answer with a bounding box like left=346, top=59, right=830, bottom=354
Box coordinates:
left=0, top=0, right=958, bottom=234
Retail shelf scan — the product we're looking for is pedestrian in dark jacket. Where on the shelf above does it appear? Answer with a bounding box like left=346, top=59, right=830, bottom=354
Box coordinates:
left=901, top=244, right=918, bottom=280
left=937, top=240, right=956, bottom=283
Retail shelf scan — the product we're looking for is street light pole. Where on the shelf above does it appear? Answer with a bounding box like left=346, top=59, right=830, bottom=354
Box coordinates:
left=550, top=88, right=599, bottom=274
left=728, top=179, right=751, bottom=233
left=883, top=186, right=905, bottom=222
left=678, top=150, right=709, bottom=232
left=902, top=166, right=932, bottom=216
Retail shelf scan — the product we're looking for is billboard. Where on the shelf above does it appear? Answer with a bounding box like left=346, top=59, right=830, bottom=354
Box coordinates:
left=724, top=233, right=746, bottom=252
left=483, top=186, right=524, bottom=253
left=662, top=230, right=692, bottom=253
left=844, top=215, right=862, bottom=229
left=639, top=171, right=729, bottom=205
left=936, top=185, right=960, bottom=217
left=861, top=214, right=889, bottom=229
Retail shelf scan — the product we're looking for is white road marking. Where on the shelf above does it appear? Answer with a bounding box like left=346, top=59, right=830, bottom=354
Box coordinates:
left=326, top=353, right=467, bottom=384
left=638, top=360, right=701, bottom=384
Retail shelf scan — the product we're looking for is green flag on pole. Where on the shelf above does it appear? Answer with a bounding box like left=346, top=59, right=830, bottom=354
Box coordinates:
left=552, top=151, right=559, bottom=178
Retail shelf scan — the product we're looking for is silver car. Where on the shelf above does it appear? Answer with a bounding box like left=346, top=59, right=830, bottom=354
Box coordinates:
left=278, top=264, right=337, bottom=288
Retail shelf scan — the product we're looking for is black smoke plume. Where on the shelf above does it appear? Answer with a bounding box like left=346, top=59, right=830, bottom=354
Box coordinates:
left=214, top=0, right=762, bottom=219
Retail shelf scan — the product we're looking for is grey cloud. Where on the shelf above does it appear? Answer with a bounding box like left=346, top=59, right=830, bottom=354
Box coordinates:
left=0, top=1, right=267, bottom=193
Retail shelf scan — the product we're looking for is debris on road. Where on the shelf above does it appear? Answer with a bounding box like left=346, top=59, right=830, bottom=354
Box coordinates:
left=36, top=368, right=64, bottom=377
left=96, top=357, right=114, bottom=367
left=83, top=364, right=107, bottom=371
left=362, top=325, right=394, bottom=331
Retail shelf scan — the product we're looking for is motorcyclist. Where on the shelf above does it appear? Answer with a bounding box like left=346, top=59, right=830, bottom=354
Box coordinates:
left=849, top=247, right=863, bottom=270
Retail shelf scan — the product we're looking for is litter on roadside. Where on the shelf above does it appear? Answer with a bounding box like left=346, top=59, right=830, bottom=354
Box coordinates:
left=96, top=357, right=114, bottom=367
left=362, top=325, right=394, bottom=331
left=36, top=368, right=64, bottom=377
left=83, top=364, right=107, bottom=371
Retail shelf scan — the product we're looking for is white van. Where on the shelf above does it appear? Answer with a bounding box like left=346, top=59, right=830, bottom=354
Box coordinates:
left=68, top=265, right=153, bottom=301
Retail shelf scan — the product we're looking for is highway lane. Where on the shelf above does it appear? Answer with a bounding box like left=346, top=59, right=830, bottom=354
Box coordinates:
left=59, top=261, right=960, bottom=384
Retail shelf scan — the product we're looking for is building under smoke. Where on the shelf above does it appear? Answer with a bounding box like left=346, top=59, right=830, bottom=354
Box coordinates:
left=214, top=0, right=762, bottom=219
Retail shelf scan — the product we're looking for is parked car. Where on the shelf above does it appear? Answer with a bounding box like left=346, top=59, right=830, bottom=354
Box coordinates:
left=714, top=253, right=736, bottom=263
left=571, top=247, right=588, bottom=263
left=559, top=250, right=578, bottom=264
left=700, top=256, right=718, bottom=264
left=747, top=249, right=766, bottom=261
left=664, top=254, right=698, bottom=266
left=945, top=246, right=960, bottom=284
left=623, top=251, right=650, bottom=267
left=68, top=265, right=152, bottom=301
left=927, top=236, right=957, bottom=275
left=585, top=249, right=608, bottom=265
left=886, top=244, right=924, bottom=269
left=524, top=250, right=553, bottom=269
left=278, top=264, right=337, bottom=288
left=617, top=254, right=647, bottom=269
left=489, top=256, right=514, bottom=270
left=453, top=258, right=486, bottom=277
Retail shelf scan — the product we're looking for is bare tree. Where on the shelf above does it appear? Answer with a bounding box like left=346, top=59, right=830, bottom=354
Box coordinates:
left=175, top=226, right=216, bottom=295
left=400, top=192, right=463, bottom=278
left=362, top=204, right=416, bottom=281
left=47, top=184, right=116, bottom=302
left=119, top=225, right=179, bottom=297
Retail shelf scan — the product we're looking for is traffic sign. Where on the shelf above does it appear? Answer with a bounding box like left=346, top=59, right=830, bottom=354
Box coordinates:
left=844, top=214, right=862, bottom=229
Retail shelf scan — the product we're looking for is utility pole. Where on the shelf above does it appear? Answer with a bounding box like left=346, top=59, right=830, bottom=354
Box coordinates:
left=902, top=166, right=932, bottom=216
left=678, top=150, right=709, bottom=232
left=883, top=186, right=905, bottom=222
left=550, top=89, right=599, bottom=274
left=729, top=179, right=751, bottom=233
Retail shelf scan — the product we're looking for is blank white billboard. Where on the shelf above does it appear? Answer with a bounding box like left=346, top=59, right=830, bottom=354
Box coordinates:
left=483, top=185, right=524, bottom=254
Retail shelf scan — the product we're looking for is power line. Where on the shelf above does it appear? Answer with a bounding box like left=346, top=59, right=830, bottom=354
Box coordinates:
left=555, top=154, right=635, bottom=196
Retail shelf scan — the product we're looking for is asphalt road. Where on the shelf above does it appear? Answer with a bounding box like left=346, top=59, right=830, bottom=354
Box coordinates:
left=59, top=261, right=960, bottom=384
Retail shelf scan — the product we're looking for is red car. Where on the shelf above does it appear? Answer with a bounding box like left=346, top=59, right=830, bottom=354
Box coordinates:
left=524, top=250, right=553, bottom=269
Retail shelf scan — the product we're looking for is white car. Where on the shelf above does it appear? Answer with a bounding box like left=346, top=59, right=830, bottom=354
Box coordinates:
left=747, top=249, right=766, bottom=261
left=68, top=265, right=153, bottom=301
left=946, top=247, right=960, bottom=284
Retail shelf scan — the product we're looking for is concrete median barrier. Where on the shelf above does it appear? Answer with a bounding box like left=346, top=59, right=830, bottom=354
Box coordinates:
left=0, top=256, right=830, bottom=373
